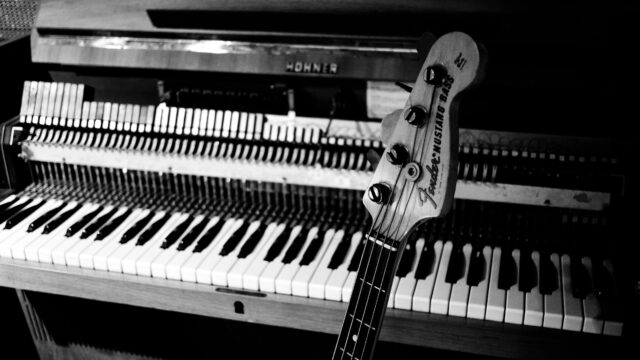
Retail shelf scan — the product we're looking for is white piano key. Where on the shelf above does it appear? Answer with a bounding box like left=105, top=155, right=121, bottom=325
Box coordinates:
left=485, top=247, right=506, bottom=322
left=37, top=204, right=100, bottom=263
left=180, top=218, right=237, bottom=283
left=561, top=254, right=584, bottom=331
left=135, top=213, right=190, bottom=277
left=120, top=212, right=181, bottom=275
left=0, top=199, right=61, bottom=258
left=341, top=272, right=356, bottom=302
left=448, top=243, right=473, bottom=317
left=308, top=230, right=345, bottom=299
left=63, top=206, right=118, bottom=267
left=253, top=225, right=300, bottom=291
left=210, top=220, right=263, bottom=286
left=467, top=245, right=492, bottom=319
left=543, top=253, right=564, bottom=329
left=387, top=276, right=400, bottom=309
left=430, top=240, right=453, bottom=315
left=89, top=209, right=146, bottom=270
left=23, top=202, right=81, bottom=262
left=524, top=251, right=544, bottom=327
left=505, top=249, right=524, bottom=324
left=581, top=257, right=604, bottom=334
left=291, top=229, right=335, bottom=297
left=9, top=200, right=70, bottom=260
left=195, top=219, right=245, bottom=284
left=106, top=210, right=158, bottom=272
left=413, top=240, right=443, bottom=313
left=150, top=215, right=206, bottom=279
left=247, top=225, right=302, bottom=292
left=227, top=223, right=281, bottom=289
left=325, top=232, right=362, bottom=302
left=273, top=227, right=320, bottom=295
left=165, top=216, right=218, bottom=281
left=394, top=239, right=424, bottom=310
left=602, top=258, right=624, bottom=336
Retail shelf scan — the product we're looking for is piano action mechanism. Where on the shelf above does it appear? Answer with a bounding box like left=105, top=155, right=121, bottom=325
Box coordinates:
left=0, top=0, right=635, bottom=359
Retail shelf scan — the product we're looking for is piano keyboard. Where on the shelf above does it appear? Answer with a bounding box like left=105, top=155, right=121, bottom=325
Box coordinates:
left=0, top=184, right=623, bottom=336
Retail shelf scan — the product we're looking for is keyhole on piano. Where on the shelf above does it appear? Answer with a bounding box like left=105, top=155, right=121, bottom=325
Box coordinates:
left=234, top=301, right=245, bottom=314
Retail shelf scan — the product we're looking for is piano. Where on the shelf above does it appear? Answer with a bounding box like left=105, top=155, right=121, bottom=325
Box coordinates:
left=0, top=0, right=636, bottom=359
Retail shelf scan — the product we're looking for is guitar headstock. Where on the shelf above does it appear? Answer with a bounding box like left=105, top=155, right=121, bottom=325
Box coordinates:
left=363, top=32, right=485, bottom=242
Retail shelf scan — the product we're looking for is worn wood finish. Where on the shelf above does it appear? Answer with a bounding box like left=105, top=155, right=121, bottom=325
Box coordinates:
left=0, top=258, right=621, bottom=359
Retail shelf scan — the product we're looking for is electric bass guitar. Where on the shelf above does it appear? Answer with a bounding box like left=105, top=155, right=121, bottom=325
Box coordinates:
left=332, top=31, right=486, bottom=360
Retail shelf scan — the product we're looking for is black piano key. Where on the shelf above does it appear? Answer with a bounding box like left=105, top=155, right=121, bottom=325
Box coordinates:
left=414, top=241, right=435, bottom=280
left=4, top=201, right=46, bottom=230
left=592, top=258, right=615, bottom=298
left=347, top=238, right=366, bottom=272
left=570, top=255, right=592, bottom=299
left=237, top=223, right=269, bottom=258
left=498, top=248, right=518, bottom=290
left=299, top=230, right=325, bottom=266
left=192, top=218, right=226, bottom=253
left=136, top=213, right=172, bottom=246
left=518, top=250, right=538, bottom=293
left=539, top=252, right=559, bottom=295
left=42, top=203, right=82, bottom=234
left=396, top=242, right=416, bottom=277
left=466, top=246, right=486, bottom=286
left=120, top=211, right=155, bottom=244
left=161, top=215, right=195, bottom=249
left=80, top=207, right=119, bottom=239
left=445, top=244, right=466, bottom=284
left=176, top=216, right=210, bottom=251
left=278, top=227, right=309, bottom=264
left=27, top=202, right=67, bottom=233
left=0, top=196, right=20, bottom=214
left=328, top=234, right=352, bottom=270
left=267, top=226, right=296, bottom=263
left=0, top=198, right=32, bottom=224
left=66, top=206, right=105, bottom=237
left=218, top=221, right=251, bottom=256
left=95, top=208, right=134, bottom=240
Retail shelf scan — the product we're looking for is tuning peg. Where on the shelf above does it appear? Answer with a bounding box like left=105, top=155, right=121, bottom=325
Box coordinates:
left=424, top=64, right=448, bottom=86
left=368, top=183, right=392, bottom=205
left=386, top=143, right=409, bottom=166
left=404, top=106, right=427, bottom=127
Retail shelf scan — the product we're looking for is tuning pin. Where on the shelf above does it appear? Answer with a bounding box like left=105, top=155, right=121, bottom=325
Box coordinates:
left=368, top=183, right=392, bottom=205
left=424, top=64, right=448, bottom=86
left=386, top=143, right=409, bottom=166
left=404, top=106, right=427, bottom=127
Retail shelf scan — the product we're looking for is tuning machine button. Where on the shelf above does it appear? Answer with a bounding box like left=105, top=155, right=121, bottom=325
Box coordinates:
left=424, top=64, right=448, bottom=86
left=368, top=183, right=392, bottom=205
left=404, top=106, right=427, bottom=127
left=386, top=143, right=409, bottom=166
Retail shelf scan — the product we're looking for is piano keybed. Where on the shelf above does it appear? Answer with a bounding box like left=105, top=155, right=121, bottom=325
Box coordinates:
left=0, top=79, right=625, bottom=344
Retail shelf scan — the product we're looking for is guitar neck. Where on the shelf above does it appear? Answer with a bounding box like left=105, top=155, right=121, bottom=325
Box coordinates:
left=332, top=232, right=404, bottom=360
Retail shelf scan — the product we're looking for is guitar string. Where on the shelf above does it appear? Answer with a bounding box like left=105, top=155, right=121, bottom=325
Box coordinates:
left=338, top=168, right=404, bottom=360
left=344, top=96, right=428, bottom=359
left=348, top=93, right=427, bottom=359
left=356, top=79, right=440, bottom=360
left=333, top=202, right=384, bottom=360
left=346, top=177, right=410, bottom=359
left=339, top=204, right=393, bottom=360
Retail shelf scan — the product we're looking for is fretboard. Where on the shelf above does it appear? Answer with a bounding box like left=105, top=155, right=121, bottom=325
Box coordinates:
left=332, top=232, right=404, bottom=360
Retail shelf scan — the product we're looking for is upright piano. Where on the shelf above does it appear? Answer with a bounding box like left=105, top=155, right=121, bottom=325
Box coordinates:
left=0, top=0, right=636, bottom=359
